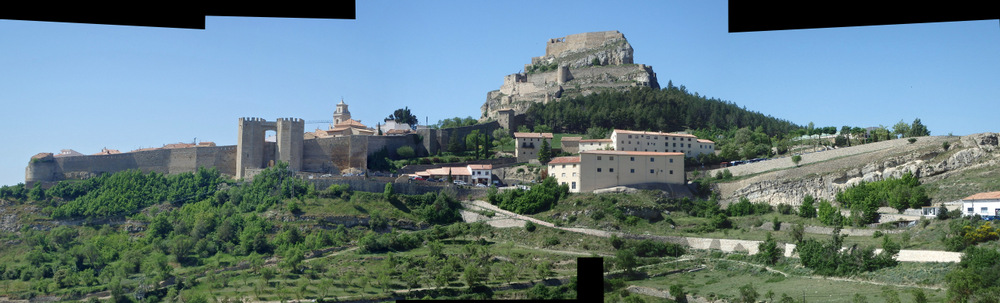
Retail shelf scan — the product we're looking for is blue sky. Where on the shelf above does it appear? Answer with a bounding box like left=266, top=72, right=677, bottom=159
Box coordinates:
left=2, top=1, right=998, bottom=186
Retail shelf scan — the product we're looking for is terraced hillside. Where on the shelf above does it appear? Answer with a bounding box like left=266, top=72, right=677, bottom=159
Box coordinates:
left=710, top=133, right=999, bottom=206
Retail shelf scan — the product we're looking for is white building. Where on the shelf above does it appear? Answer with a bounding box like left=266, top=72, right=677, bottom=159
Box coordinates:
left=548, top=150, right=685, bottom=193
left=961, top=191, right=1000, bottom=217
left=610, top=129, right=714, bottom=158
left=378, top=119, right=413, bottom=134
left=411, top=164, right=492, bottom=185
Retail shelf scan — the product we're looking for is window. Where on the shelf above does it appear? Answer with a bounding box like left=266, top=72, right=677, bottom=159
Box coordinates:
left=628, top=135, right=632, bottom=139
left=609, top=168, right=614, bottom=172
left=597, top=168, right=602, bottom=172
left=630, top=157, right=635, bottom=161
left=561, top=173, right=566, bottom=177
left=673, top=143, right=676, bottom=147
left=572, top=172, right=577, bottom=177
left=571, top=182, right=576, bottom=189
left=630, top=169, right=635, bottom=173
left=550, top=173, right=555, bottom=177
left=669, top=170, right=673, bottom=174
left=650, top=169, right=655, bottom=174
left=650, top=157, right=655, bottom=162
left=597, top=156, right=602, bottom=160
left=573, top=164, right=576, bottom=168
left=688, top=143, right=692, bottom=148
left=983, top=207, right=989, bottom=215
left=609, top=156, right=614, bottom=160
left=669, top=158, right=673, bottom=163
left=968, top=207, right=974, bottom=214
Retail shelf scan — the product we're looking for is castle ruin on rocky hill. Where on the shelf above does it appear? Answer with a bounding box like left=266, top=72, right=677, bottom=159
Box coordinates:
left=480, top=30, right=659, bottom=122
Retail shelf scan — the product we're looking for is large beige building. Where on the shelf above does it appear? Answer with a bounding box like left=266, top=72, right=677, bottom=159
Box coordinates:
left=514, top=132, right=554, bottom=162
left=548, top=150, right=684, bottom=193
left=610, top=129, right=714, bottom=158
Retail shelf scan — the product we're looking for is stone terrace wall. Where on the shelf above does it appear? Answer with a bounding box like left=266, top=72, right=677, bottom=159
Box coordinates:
left=309, top=178, right=487, bottom=200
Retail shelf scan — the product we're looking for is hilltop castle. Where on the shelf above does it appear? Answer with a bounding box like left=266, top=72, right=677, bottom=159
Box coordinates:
left=26, top=100, right=501, bottom=184
left=481, top=30, right=659, bottom=122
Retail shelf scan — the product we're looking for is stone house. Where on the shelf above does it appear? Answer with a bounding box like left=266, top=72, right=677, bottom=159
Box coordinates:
left=514, top=132, right=554, bottom=163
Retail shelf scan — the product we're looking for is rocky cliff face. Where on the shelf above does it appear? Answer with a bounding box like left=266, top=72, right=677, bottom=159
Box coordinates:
left=480, top=31, right=659, bottom=121
left=717, top=133, right=999, bottom=206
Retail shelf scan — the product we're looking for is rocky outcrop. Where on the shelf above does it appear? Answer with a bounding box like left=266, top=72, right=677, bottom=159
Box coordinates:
left=481, top=31, right=659, bottom=121
left=722, top=133, right=999, bottom=207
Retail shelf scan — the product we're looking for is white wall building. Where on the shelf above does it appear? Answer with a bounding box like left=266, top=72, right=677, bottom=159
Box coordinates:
left=548, top=150, right=684, bottom=193
left=610, top=129, right=714, bottom=158
left=962, top=191, right=1000, bottom=217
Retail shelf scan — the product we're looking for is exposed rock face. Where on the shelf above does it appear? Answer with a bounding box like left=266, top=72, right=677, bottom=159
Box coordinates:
left=481, top=31, right=659, bottom=121
left=720, top=133, right=999, bottom=207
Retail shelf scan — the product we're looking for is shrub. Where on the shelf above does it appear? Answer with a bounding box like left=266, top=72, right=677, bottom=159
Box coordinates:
left=524, top=221, right=536, bottom=232
left=396, top=146, right=416, bottom=159
left=799, top=195, right=817, bottom=218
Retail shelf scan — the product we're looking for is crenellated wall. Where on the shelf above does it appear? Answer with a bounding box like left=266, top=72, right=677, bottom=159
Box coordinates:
left=26, top=118, right=487, bottom=184
left=26, top=145, right=238, bottom=184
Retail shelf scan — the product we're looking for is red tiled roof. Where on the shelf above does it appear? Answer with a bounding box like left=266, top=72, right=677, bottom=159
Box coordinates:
left=560, top=136, right=583, bottom=141
left=580, top=139, right=613, bottom=143
left=963, top=191, right=1000, bottom=201
left=581, top=150, right=684, bottom=156
left=335, top=119, right=368, bottom=128
left=468, top=164, right=493, bottom=170
left=549, top=156, right=581, bottom=164
left=697, top=139, right=715, bottom=144
left=422, top=166, right=471, bottom=176
left=514, top=132, right=553, bottom=139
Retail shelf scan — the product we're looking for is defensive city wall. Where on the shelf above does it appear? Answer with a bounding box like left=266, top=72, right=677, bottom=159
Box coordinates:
left=26, top=118, right=508, bottom=184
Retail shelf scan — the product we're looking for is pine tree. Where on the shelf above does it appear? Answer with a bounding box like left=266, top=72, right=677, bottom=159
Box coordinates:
left=538, top=139, right=552, bottom=164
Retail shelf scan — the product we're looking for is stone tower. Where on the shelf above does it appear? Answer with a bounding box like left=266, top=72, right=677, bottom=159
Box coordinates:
left=333, top=99, right=351, bottom=125
left=236, top=117, right=305, bottom=178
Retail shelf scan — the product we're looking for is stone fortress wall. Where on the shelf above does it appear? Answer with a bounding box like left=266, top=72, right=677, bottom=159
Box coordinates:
left=26, top=119, right=507, bottom=184
left=26, top=145, right=238, bottom=183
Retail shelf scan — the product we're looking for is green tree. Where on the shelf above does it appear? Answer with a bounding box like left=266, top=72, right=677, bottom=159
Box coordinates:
left=909, top=118, right=930, bottom=137
left=757, top=232, right=782, bottom=265
left=892, top=119, right=911, bottom=139
left=799, top=195, right=817, bottom=218
left=388, top=107, right=418, bottom=126
left=791, top=155, right=802, bottom=167
left=538, top=140, right=553, bottom=164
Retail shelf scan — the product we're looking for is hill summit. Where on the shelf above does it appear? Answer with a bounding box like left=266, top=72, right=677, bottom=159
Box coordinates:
left=480, top=30, right=659, bottom=121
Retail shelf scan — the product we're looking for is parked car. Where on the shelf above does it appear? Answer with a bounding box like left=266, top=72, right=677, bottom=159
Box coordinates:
left=454, top=180, right=468, bottom=186
left=475, top=183, right=487, bottom=188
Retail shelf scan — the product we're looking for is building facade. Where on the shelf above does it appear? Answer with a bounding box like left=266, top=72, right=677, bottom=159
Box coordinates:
left=514, top=132, right=554, bottom=163
left=548, top=150, right=684, bottom=193
left=610, top=129, right=715, bottom=158
left=961, top=191, right=1000, bottom=217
